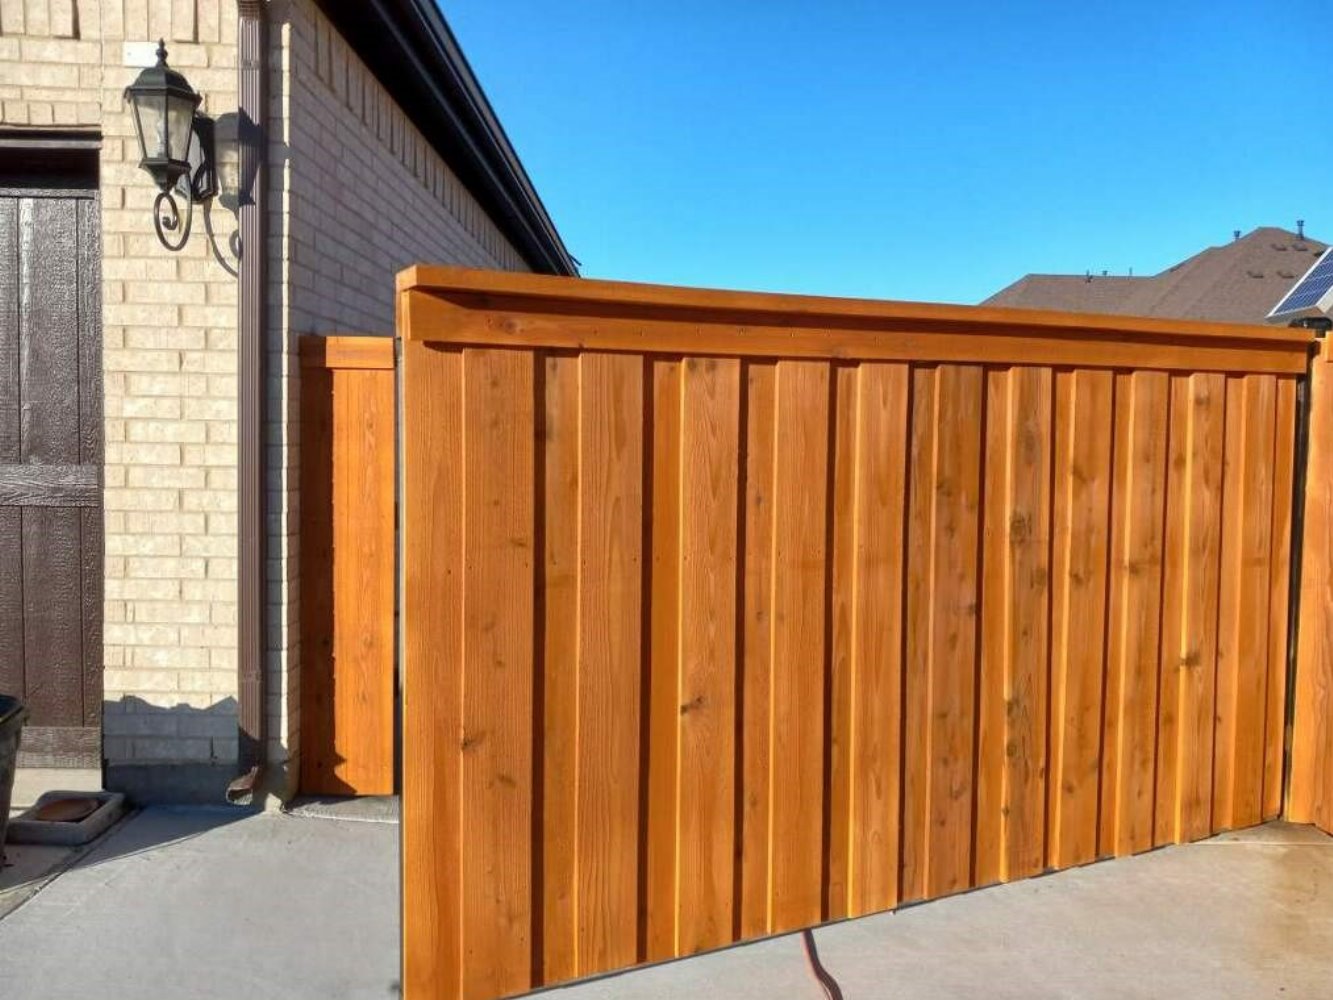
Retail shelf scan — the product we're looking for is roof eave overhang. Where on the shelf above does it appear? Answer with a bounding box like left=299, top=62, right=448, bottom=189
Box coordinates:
left=315, top=0, right=578, bottom=276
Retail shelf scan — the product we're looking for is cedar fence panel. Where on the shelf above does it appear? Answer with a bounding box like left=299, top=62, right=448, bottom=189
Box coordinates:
left=397, top=267, right=1316, bottom=1000
left=298, top=335, right=396, bottom=796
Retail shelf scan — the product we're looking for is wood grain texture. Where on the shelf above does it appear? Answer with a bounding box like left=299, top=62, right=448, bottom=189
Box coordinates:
left=644, top=357, right=682, bottom=962
left=398, top=273, right=1310, bottom=998
left=1154, top=373, right=1225, bottom=845
left=676, top=356, right=740, bottom=953
left=460, top=348, right=535, bottom=999
left=1214, top=375, right=1277, bottom=831
left=575, top=352, right=643, bottom=973
left=299, top=357, right=396, bottom=796
left=540, top=353, right=580, bottom=982
left=767, top=359, right=830, bottom=932
left=402, top=342, right=464, bottom=1000
left=977, top=366, right=1052, bottom=885
left=1292, top=349, right=1333, bottom=831
left=1101, top=370, right=1169, bottom=858
left=1048, top=370, right=1114, bottom=869
left=738, top=361, right=776, bottom=939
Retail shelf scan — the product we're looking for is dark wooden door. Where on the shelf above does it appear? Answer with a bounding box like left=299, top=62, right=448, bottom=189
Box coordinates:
left=0, top=169, right=102, bottom=768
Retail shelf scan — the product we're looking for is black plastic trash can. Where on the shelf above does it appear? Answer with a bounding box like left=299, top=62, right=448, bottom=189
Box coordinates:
left=0, top=695, right=27, bottom=863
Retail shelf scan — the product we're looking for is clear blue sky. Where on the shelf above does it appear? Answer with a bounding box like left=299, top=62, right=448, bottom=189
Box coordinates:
left=441, top=1, right=1329, bottom=304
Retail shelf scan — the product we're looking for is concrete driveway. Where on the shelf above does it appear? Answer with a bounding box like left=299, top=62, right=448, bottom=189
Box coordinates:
left=1, top=809, right=1330, bottom=999
left=0, top=805, right=399, bottom=1000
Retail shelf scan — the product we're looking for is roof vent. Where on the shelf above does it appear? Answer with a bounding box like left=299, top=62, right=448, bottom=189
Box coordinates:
left=1234, top=230, right=1241, bottom=241
left=1298, top=219, right=1306, bottom=239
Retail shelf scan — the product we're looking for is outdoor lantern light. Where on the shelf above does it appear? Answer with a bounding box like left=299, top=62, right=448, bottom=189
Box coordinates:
left=212, top=112, right=243, bottom=215
left=124, top=39, right=225, bottom=252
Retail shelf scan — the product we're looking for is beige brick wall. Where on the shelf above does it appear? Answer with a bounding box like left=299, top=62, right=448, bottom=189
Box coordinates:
left=264, top=0, right=531, bottom=792
left=1, top=1, right=241, bottom=779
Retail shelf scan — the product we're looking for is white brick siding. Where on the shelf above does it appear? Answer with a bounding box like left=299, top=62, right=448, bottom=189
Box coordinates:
left=1, top=1, right=242, bottom=779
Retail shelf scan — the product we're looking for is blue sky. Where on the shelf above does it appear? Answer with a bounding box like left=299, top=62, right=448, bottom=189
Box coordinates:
left=441, top=1, right=1330, bottom=304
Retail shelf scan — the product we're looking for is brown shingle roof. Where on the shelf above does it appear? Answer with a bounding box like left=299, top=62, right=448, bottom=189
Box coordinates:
left=983, top=227, right=1327, bottom=324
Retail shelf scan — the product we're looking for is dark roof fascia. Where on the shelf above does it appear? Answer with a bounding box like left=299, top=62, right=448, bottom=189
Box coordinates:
left=315, top=0, right=577, bottom=276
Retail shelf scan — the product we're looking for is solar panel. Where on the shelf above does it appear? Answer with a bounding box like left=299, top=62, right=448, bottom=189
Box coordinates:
left=1269, top=247, right=1333, bottom=321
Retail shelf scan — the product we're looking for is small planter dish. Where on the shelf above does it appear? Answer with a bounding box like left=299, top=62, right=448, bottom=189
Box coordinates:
left=7, top=791, right=127, bottom=847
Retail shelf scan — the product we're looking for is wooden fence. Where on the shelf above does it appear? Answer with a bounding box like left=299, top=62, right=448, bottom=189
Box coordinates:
left=396, top=267, right=1316, bottom=999
left=298, top=335, right=396, bottom=796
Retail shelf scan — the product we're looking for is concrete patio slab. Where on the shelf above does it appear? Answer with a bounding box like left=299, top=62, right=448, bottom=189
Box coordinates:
left=540, top=822, right=1333, bottom=999
left=0, top=805, right=399, bottom=1000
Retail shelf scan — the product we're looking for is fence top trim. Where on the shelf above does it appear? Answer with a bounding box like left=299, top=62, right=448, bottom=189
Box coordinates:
left=299, top=335, right=396, bottom=370
left=399, top=265, right=1315, bottom=348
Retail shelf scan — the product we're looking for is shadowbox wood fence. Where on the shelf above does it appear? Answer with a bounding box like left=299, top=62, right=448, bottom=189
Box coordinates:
left=390, top=266, right=1326, bottom=1000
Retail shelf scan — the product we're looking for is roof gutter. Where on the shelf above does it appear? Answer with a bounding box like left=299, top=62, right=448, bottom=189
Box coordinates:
left=314, top=0, right=577, bottom=276
left=226, top=0, right=268, bottom=805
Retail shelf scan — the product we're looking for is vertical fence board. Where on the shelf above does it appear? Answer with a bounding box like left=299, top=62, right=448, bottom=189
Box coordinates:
left=847, top=363, right=909, bottom=916
left=768, top=359, right=830, bottom=932
left=1102, top=370, right=1169, bottom=857
left=644, top=358, right=682, bottom=962
left=540, top=354, right=580, bottom=983
left=826, top=364, right=858, bottom=920
left=1214, top=375, right=1277, bottom=830
left=1265, top=377, right=1296, bottom=819
left=738, top=361, right=776, bottom=938
left=978, top=366, right=1052, bottom=884
left=1154, top=373, right=1225, bottom=845
left=1048, top=369, right=1114, bottom=869
left=575, top=353, right=643, bottom=972
left=676, top=356, right=740, bottom=954
left=402, top=342, right=463, bottom=1000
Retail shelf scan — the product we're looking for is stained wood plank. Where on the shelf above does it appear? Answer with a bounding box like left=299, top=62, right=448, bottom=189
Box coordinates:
left=0, top=507, right=22, bottom=699
left=978, top=366, right=1052, bottom=885
left=19, top=196, right=79, bottom=465
left=1154, top=373, right=1225, bottom=845
left=331, top=369, right=394, bottom=793
left=540, top=353, right=580, bottom=983
left=1214, top=374, right=1276, bottom=831
left=1291, top=351, right=1333, bottom=830
left=738, top=361, right=776, bottom=939
left=401, top=342, right=464, bottom=1000
left=767, top=359, right=829, bottom=932
left=298, top=366, right=335, bottom=793
left=21, top=506, right=83, bottom=726
left=16, top=724, right=99, bottom=767
left=1264, top=377, right=1296, bottom=819
left=76, top=196, right=101, bottom=467
left=575, top=352, right=643, bottom=973
left=903, top=365, right=984, bottom=900
left=1048, top=369, right=1114, bottom=869
left=846, top=362, right=909, bottom=916
left=1101, top=370, right=1169, bottom=857
left=826, top=364, right=858, bottom=920
left=676, top=356, right=740, bottom=954
left=644, top=357, right=682, bottom=962
left=0, top=197, right=18, bottom=463
left=0, top=463, right=99, bottom=505
left=79, top=505, right=101, bottom=727
left=459, top=347, right=534, bottom=999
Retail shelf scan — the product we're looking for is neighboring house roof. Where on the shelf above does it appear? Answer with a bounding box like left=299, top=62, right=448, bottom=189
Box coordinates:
left=983, top=227, right=1327, bottom=324
left=317, top=0, right=578, bottom=276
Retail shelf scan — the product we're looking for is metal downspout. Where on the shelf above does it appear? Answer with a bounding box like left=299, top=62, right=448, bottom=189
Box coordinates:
left=227, top=0, right=269, bottom=805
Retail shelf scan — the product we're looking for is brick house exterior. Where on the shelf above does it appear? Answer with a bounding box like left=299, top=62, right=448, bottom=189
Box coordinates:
left=0, top=0, right=574, bottom=801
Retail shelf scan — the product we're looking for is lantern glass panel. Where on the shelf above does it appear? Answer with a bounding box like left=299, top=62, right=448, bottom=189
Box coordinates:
left=134, top=93, right=167, bottom=161
left=166, top=91, right=196, bottom=164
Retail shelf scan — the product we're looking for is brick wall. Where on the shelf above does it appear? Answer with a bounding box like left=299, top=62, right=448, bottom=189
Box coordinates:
left=1, top=1, right=242, bottom=798
left=263, top=0, right=532, bottom=794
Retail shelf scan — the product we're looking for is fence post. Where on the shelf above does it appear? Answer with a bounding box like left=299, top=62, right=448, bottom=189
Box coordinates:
left=1289, top=330, right=1333, bottom=830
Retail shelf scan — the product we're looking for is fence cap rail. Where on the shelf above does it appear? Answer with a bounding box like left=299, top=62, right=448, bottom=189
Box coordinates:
left=299, top=334, right=396, bottom=370
left=398, top=265, right=1317, bottom=350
